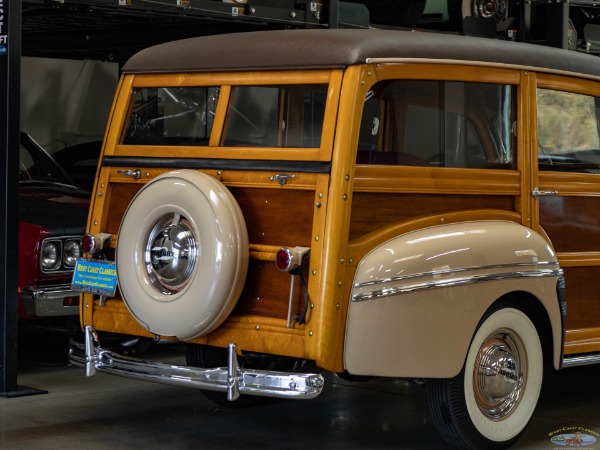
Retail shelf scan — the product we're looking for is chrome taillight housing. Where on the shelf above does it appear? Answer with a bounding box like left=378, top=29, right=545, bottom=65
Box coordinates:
left=81, top=232, right=112, bottom=255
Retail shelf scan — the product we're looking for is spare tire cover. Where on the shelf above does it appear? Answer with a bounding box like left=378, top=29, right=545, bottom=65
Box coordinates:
left=116, top=170, right=248, bottom=340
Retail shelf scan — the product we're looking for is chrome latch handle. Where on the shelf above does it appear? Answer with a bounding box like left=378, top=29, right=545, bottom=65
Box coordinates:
left=270, top=173, right=295, bottom=185
left=532, top=187, right=559, bottom=198
left=117, top=169, right=141, bottom=180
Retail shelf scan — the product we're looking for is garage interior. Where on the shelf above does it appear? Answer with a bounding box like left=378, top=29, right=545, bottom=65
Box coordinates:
left=2, top=0, right=600, bottom=448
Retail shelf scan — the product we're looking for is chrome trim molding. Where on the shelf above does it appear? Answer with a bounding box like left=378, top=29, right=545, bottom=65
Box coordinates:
left=21, top=284, right=80, bottom=316
left=22, top=283, right=77, bottom=300
left=69, top=326, right=324, bottom=400
left=355, top=261, right=560, bottom=289
left=562, top=354, right=600, bottom=368
left=352, top=265, right=563, bottom=302
left=363, top=58, right=600, bottom=82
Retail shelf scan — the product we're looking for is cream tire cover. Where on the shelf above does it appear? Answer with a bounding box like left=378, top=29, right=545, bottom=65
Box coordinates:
left=116, top=170, right=249, bottom=340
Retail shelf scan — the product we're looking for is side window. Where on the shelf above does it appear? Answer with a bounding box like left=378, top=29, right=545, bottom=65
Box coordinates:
left=222, top=85, right=327, bottom=148
left=122, top=87, right=220, bottom=146
left=357, top=80, right=516, bottom=169
left=538, top=89, right=600, bottom=173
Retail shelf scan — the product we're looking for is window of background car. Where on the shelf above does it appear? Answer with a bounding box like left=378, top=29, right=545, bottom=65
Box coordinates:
left=356, top=80, right=516, bottom=169
left=19, top=138, right=73, bottom=184
left=122, top=86, right=220, bottom=146
left=537, top=89, right=600, bottom=173
left=221, top=85, right=327, bottom=148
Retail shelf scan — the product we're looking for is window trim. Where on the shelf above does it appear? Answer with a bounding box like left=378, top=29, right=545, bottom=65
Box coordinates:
left=112, top=70, right=343, bottom=162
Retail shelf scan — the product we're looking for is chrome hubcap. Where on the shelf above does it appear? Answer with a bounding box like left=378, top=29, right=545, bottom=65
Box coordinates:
left=473, top=329, right=525, bottom=420
left=144, top=213, right=198, bottom=295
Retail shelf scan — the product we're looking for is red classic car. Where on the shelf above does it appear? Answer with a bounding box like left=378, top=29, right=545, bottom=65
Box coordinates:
left=18, top=131, right=90, bottom=322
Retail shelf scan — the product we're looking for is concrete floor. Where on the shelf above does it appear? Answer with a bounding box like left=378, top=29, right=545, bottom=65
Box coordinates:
left=2, top=329, right=600, bottom=450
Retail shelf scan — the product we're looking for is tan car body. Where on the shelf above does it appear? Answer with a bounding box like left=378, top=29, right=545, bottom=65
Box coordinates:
left=346, top=220, right=561, bottom=377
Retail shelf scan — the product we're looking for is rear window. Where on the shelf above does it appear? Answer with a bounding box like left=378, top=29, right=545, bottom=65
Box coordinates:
left=221, top=85, right=327, bottom=148
left=122, top=87, right=220, bottom=146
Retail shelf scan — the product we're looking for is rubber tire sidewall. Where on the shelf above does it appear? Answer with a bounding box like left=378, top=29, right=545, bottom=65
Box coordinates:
left=117, top=170, right=248, bottom=340
left=464, top=307, right=543, bottom=443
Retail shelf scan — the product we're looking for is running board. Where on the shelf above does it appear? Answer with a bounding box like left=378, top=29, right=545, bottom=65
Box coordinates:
left=562, top=353, right=600, bottom=368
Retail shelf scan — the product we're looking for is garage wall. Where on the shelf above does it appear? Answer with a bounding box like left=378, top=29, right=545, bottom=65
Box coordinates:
left=20, top=57, right=119, bottom=153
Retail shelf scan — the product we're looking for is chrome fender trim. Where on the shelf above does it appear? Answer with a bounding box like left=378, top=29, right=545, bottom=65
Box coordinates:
left=352, top=221, right=560, bottom=303
left=69, top=326, right=324, bottom=400
left=352, top=263, right=562, bottom=302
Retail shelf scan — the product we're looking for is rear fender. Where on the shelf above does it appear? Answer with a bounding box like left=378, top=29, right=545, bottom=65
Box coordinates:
left=344, top=220, right=563, bottom=378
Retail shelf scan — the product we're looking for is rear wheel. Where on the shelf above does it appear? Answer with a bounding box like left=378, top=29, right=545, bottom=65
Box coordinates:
left=427, top=303, right=544, bottom=449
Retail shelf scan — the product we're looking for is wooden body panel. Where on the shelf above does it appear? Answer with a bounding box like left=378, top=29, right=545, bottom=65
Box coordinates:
left=533, top=73, right=600, bottom=354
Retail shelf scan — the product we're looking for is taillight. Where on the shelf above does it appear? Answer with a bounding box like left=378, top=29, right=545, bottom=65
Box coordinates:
left=81, top=234, right=96, bottom=254
left=81, top=233, right=112, bottom=255
left=276, top=248, right=294, bottom=271
left=275, top=246, right=310, bottom=272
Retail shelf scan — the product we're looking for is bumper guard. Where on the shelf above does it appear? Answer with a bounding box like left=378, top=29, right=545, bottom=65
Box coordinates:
left=69, top=326, right=324, bottom=401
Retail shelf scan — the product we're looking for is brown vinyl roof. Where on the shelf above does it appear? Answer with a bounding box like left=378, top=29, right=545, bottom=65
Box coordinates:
left=122, top=29, right=600, bottom=79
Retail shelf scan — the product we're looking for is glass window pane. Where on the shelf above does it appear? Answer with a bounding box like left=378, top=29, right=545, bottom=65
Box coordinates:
left=122, top=87, right=219, bottom=145
left=357, top=80, right=516, bottom=169
left=222, top=85, right=327, bottom=148
left=538, top=89, right=600, bottom=173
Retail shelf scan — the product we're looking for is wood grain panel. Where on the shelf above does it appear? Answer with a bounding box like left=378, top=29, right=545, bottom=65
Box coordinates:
left=234, top=261, right=308, bottom=320
left=105, top=183, right=141, bottom=234
left=230, top=187, right=315, bottom=247
left=563, top=267, right=600, bottom=330
left=540, top=196, right=600, bottom=252
left=349, top=193, right=516, bottom=240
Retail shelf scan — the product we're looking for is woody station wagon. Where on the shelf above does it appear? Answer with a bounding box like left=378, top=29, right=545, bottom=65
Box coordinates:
left=69, top=29, right=600, bottom=449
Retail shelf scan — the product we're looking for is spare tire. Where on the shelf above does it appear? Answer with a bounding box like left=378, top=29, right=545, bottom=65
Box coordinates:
left=116, top=170, right=248, bottom=340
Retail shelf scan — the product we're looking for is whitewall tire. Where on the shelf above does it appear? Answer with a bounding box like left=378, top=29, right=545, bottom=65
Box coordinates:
left=428, top=303, right=544, bottom=449
left=116, top=170, right=248, bottom=340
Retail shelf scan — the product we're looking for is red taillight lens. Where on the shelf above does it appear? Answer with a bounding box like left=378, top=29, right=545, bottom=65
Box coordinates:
left=81, top=232, right=112, bottom=255
left=275, top=246, right=310, bottom=272
left=275, top=248, right=293, bottom=271
left=81, top=234, right=96, bottom=254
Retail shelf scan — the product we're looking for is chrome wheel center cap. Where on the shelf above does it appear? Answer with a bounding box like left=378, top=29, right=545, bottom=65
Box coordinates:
left=145, top=213, right=198, bottom=295
left=473, top=332, right=525, bottom=420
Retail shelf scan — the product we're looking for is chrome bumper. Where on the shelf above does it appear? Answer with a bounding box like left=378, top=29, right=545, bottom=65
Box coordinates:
left=21, top=284, right=79, bottom=316
left=69, top=326, right=324, bottom=401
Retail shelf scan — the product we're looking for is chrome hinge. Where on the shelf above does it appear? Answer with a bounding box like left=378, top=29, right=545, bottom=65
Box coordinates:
left=270, top=173, right=295, bottom=185
left=532, top=187, right=558, bottom=198
left=117, top=169, right=141, bottom=180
